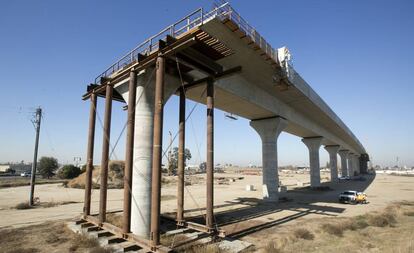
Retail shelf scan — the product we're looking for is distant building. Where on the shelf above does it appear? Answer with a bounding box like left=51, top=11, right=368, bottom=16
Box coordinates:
left=0, top=165, right=10, bottom=173
left=10, top=163, right=32, bottom=174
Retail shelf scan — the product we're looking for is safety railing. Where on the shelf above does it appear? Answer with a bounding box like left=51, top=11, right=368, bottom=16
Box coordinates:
left=94, top=2, right=282, bottom=84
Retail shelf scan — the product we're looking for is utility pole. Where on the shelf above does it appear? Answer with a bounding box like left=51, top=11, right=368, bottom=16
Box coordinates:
left=29, top=107, right=42, bottom=206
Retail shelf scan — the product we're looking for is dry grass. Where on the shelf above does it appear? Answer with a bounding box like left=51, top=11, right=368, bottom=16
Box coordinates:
left=320, top=222, right=346, bottom=237
left=106, top=213, right=123, bottom=228
left=161, top=194, right=177, bottom=201
left=181, top=244, right=223, bottom=253
left=293, top=228, right=314, bottom=240
left=257, top=201, right=414, bottom=253
left=14, top=200, right=78, bottom=210
left=68, top=232, right=100, bottom=251
left=0, top=178, right=68, bottom=188
left=160, top=234, right=188, bottom=247
left=263, top=241, right=282, bottom=253
left=320, top=207, right=398, bottom=237
left=0, top=221, right=112, bottom=253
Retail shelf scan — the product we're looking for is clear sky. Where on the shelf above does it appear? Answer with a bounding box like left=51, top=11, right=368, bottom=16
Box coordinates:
left=0, top=0, right=413, bottom=167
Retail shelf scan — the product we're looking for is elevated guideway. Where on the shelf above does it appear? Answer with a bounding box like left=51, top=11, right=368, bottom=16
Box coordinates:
left=81, top=2, right=369, bottom=248
left=86, top=2, right=366, bottom=155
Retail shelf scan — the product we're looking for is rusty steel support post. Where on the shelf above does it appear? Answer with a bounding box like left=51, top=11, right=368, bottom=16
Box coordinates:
left=150, top=56, right=165, bottom=248
left=206, top=79, right=214, bottom=230
left=177, top=87, right=186, bottom=225
left=123, top=71, right=136, bottom=234
left=84, top=93, right=97, bottom=217
left=99, top=84, right=113, bottom=224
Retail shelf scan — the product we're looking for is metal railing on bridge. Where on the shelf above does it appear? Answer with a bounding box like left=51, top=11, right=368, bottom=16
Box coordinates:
left=94, top=2, right=282, bottom=84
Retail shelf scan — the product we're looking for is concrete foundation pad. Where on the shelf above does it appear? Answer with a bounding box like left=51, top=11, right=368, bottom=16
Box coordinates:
left=218, top=239, right=254, bottom=253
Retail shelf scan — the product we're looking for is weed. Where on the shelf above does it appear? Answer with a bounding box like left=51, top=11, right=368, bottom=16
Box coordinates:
left=70, top=233, right=100, bottom=251
left=161, top=195, right=177, bottom=201
left=367, top=212, right=396, bottom=227
left=320, top=223, right=345, bottom=236
left=263, top=241, right=282, bottom=253
left=5, top=248, right=39, bottom=253
left=349, top=215, right=369, bottom=230
left=89, top=247, right=113, bottom=253
left=15, top=202, right=32, bottom=210
left=106, top=213, right=123, bottom=228
left=293, top=228, right=314, bottom=240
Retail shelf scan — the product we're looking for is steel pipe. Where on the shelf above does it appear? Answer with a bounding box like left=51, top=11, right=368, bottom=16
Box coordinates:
left=99, top=84, right=113, bottom=223
left=177, top=87, right=186, bottom=224
left=84, top=93, right=97, bottom=216
left=206, top=79, right=214, bottom=230
left=150, top=56, right=165, bottom=247
left=123, top=71, right=137, bottom=234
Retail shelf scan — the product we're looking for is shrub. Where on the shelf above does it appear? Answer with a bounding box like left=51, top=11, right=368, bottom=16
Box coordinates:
left=293, top=228, right=314, bottom=240
left=320, top=223, right=345, bottom=237
left=58, top=165, right=81, bottom=179
left=15, top=202, right=32, bottom=210
left=263, top=241, right=282, bottom=253
left=367, top=212, right=396, bottom=227
left=109, top=161, right=124, bottom=179
left=349, top=215, right=369, bottom=230
left=69, top=233, right=99, bottom=251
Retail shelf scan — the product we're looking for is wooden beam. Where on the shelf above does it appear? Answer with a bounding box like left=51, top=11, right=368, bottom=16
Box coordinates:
left=179, top=46, right=223, bottom=74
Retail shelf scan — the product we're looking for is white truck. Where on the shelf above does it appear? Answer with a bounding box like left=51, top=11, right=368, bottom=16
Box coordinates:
left=338, top=191, right=367, bottom=204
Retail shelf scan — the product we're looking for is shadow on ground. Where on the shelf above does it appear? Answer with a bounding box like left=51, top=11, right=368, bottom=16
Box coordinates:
left=161, top=174, right=376, bottom=238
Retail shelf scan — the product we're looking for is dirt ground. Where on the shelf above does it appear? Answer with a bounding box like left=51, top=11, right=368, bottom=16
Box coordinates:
left=0, top=172, right=413, bottom=252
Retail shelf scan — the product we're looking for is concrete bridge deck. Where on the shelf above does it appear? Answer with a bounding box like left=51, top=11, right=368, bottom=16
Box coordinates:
left=87, top=2, right=365, bottom=155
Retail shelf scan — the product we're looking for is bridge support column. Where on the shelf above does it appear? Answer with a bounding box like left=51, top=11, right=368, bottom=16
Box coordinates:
left=348, top=153, right=354, bottom=177
left=206, top=79, right=215, bottom=229
left=99, top=84, right=113, bottom=223
left=150, top=56, right=165, bottom=247
left=176, top=87, right=186, bottom=225
left=324, top=145, right=340, bottom=181
left=84, top=92, right=97, bottom=217
left=114, top=65, right=181, bottom=238
left=124, top=69, right=156, bottom=238
left=123, top=71, right=137, bottom=234
left=354, top=154, right=360, bottom=175
left=338, top=150, right=349, bottom=177
left=250, top=117, right=287, bottom=201
left=302, top=137, right=323, bottom=188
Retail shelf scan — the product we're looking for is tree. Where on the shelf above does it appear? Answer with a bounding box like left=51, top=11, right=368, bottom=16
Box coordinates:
left=58, top=165, right=81, bottom=179
left=168, top=147, right=192, bottom=175
left=199, top=162, right=206, bottom=173
left=38, top=157, right=58, bottom=178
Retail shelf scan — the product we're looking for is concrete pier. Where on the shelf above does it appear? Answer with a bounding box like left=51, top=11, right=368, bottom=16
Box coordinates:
left=250, top=117, right=287, bottom=201
left=302, top=137, right=323, bottom=187
left=348, top=152, right=355, bottom=177
left=115, top=69, right=181, bottom=238
left=324, top=145, right=340, bottom=181
left=353, top=154, right=360, bottom=175
left=338, top=150, right=349, bottom=177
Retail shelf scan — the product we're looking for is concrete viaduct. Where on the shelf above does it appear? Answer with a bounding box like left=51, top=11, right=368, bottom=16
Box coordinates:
left=81, top=2, right=369, bottom=251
